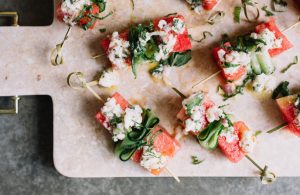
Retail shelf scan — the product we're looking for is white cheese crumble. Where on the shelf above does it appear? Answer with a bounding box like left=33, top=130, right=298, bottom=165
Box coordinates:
left=224, top=51, right=251, bottom=66
left=219, top=50, right=250, bottom=75
left=140, top=146, right=167, bottom=171
left=101, top=98, right=124, bottom=122
left=182, top=93, right=207, bottom=134
left=124, top=105, right=143, bottom=129
left=98, top=69, right=120, bottom=88
left=108, top=32, right=130, bottom=69
left=252, top=74, right=277, bottom=92
left=217, top=49, right=226, bottom=62
left=112, top=123, right=126, bottom=142
left=182, top=93, right=204, bottom=110
left=172, top=18, right=186, bottom=34
left=154, top=34, right=177, bottom=61
left=185, top=0, right=204, bottom=14
left=250, top=29, right=283, bottom=51
left=239, top=131, right=256, bottom=153
left=220, top=126, right=239, bottom=143
left=61, top=0, right=91, bottom=25
left=206, top=106, right=224, bottom=123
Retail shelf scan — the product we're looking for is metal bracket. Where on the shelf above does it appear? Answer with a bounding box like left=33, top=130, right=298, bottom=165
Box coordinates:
left=0, top=96, right=20, bottom=114
left=0, top=11, right=19, bottom=26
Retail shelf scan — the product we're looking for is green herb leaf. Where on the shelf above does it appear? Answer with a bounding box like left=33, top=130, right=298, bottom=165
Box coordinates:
left=272, top=0, right=288, bottom=12
left=168, top=50, right=192, bottom=67
left=254, top=130, right=262, bottom=137
left=185, top=94, right=203, bottom=116
left=129, top=22, right=155, bottom=78
left=281, top=56, right=298, bottom=73
left=114, top=108, right=160, bottom=161
left=208, top=11, right=225, bottom=25
left=242, top=0, right=260, bottom=23
left=234, top=6, right=242, bottom=23
left=198, top=120, right=224, bottom=150
left=191, top=156, right=204, bottom=165
left=91, top=0, right=107, bottom=12
left=272, top=81, right=290, bottom=99
left=189, top=31, right=213, bottom=43
left=261, top=5, right=274, bottom=17
left=99, top=28, right=106, bottom=33
left=110, top=115, right=122, bottom=128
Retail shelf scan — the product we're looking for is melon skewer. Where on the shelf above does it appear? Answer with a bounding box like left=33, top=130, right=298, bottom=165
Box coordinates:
left=67, top=72, right=181, bottom=182
left=192, top=20, right=300, bottom=89
left=171, top=87, right=276, bottom=184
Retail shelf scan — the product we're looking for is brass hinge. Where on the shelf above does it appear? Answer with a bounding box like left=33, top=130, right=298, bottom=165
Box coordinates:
left=0, top=11, right=19, bottom=26
left=0, top=96, right=20, bottom=114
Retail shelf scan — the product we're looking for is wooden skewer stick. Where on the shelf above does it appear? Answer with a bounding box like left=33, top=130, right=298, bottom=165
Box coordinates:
left=67, top=72, right=180, bottom=182
left=192, top=71, right=221, bottom=89
left=267, top=122, right=288, bottom=134
left=245, top=155, right=276, bottom=184
left=191, top=20, right=300, bottom=89
left=92, top=53, right=105, bottom=59
left=67, top=72, right=104, bottom=103
left=165, top=167, right=180, bottom=183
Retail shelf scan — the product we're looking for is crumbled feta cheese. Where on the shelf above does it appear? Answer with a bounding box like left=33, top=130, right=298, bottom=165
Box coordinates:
left=225, top=51, right=251, bottom=66
left=101, top=98, right=124, bottom=122
left=239, top=131, right=256, bottom=153
left=185, top=0, right=203, bottom=14
left=61, top=0, right=91, bottom=25
left=108, top=32, right=130, bottom=69
left=182, top=92, right=204, bottom=110
left=252, top=74, right=277, bottom=92
left=155, top=34, right=177, bottom=61
left=124, top=105, right=143, bottom=129
left=112, top=123, right=126, bottom=142
left=184, top=118, right=206, bottom=134
left=217, top=49, right=226, bottom=62
left=251, top=29, right=283, bottom=51
left=206, top=106, right=224, bottom=123
left=220, top=126, right=239, bottom=143
left=190, top=106, right=205, bottom=121
left=172, top=18, right=186, bottom=34
left=98, top=69, right=120, bottom=88
left=223, top=66, right=241, bottom=75
left=140, top=146, right=167, bottom=170
left=158, top=20, right=168, bottom=29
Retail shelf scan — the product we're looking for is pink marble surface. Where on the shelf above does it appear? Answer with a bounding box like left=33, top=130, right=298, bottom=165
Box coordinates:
left=0, top=0, right=300, bottom=177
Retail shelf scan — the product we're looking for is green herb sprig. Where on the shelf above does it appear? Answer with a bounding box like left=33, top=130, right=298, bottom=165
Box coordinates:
left=281, top=56, right=298, bottom=73
left=191, top=156, right=204, bottom=165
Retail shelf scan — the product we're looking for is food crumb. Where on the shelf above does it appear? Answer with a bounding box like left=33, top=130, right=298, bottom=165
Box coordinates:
left=37, top=75, right=41, bottom=81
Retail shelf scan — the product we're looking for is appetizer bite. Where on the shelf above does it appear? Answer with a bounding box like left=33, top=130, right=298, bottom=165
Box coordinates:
left=56, top=0, right=111, bottom=30
left=270, top=81, right=300, bottom=137
left=95, top=92, right=180, bottom=175
left=185, top=0, right=219, bottom=13
left=212, top=17, right=292, bottom=99
left=51, top=0, right=112, bottom=65
left=175, top=91, right=275, bottom=183
left=177, top=92, right=256, bottom=162
left=100, top=14, right=192, bottom=78
left=276, top=94, right=300, bottom=137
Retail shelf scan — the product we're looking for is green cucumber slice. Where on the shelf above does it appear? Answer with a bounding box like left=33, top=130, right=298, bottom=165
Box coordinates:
left=199, top=121, right=224, bottom=150
left=256, top=50, right=275, bottom=75
left=250, top=52, right=262, bottom=75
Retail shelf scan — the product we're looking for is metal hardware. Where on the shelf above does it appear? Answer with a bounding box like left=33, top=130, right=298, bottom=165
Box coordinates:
left=0, top=11, right=18, bottom=26
left=0, top=96, right=20, bottom=114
